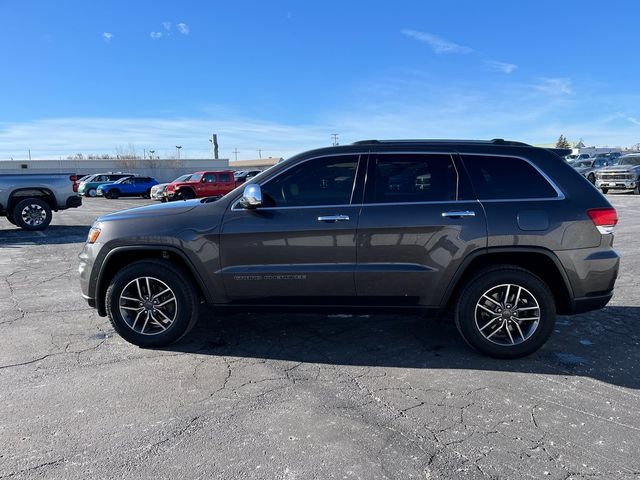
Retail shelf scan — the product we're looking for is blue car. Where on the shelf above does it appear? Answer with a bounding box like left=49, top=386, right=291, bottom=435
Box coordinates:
left=97, top=176, right=159, bottom=199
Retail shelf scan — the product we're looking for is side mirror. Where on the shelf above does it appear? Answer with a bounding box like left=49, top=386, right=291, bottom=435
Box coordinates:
left=239, top=183, right=263, bottom=209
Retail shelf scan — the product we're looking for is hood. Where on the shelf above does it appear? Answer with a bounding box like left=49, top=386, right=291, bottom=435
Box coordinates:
left=574, top=167, right=591, bottom=174
left=598, top=164, right=639, bottom=172
left=98, top=198, right=201, bottom=222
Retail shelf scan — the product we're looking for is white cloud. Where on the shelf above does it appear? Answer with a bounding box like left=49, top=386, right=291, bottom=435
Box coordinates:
left=162, top=21, right=172, bottom=31
left=401, top=29, right=472, bottom=54
left=150, top=31, right=163, bottom=40
left=102, top=32, right=113, bottom=43
left=176, top=23, right=189, bottom=35
left=486, top=60, right=517, bottom=74
left=535, top=77, right=573, bottom=95
left=2, top=73, right=639, bottom=160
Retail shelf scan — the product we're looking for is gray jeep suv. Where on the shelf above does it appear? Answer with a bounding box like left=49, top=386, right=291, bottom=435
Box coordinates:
left=79, top=139, right=620, bottom=358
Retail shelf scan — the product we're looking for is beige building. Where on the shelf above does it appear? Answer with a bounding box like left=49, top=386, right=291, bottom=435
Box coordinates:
left=229, top=158, right=282, bottom=170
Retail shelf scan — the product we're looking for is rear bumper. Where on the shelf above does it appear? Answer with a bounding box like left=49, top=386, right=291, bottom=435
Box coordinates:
left=65, top=195, right=82, bottom=209
left=571, top=291, right=613, bottom=314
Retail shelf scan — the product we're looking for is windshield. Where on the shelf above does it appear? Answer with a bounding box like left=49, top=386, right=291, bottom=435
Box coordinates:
left=113, top=176, right=133, bottom=184
left=574, top=160, right=593, bottom=168
left=172, top=174, right=192, bottom=182
left=618, top=156, right=640, bottom=166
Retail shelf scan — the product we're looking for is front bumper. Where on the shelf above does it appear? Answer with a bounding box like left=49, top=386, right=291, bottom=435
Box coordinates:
left=96, top=189, right=105, bottom=196
left=596, top=179, right=636, bottom=190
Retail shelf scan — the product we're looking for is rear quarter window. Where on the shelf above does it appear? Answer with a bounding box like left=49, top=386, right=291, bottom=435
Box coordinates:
left=462, top=154, right=558, bottom=200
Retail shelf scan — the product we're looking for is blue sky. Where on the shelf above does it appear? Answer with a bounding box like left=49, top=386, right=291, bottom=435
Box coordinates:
left=1, top=0, right=640, bottom=160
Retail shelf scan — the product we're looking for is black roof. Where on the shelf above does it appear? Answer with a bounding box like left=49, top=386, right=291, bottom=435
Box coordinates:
left=351, top=138, right=531, bottom=147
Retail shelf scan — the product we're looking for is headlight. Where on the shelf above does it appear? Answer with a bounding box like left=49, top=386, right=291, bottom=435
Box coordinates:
left=87, top=227, right=101, bottom=244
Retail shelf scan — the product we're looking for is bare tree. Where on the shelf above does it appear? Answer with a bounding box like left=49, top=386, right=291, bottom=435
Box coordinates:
left=114, top=144, right=141, bottom=170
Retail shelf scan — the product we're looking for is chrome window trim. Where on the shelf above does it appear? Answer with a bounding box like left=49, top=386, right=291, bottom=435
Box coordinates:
left=461, top=152, right=566, bottom=201
left=229, top=149, right=566, bottom=211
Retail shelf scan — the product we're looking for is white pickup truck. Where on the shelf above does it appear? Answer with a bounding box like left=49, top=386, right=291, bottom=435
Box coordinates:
left=0, top=174, right=82, bottom=230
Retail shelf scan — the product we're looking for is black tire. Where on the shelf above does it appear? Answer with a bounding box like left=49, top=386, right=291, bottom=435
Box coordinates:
left=178, top=189, right=196, bottom=200
left=13, top=197, right=52, bottom=231
left=634, top=182, right=640, bottom=195
left=105, top=260, right=200, bottom=347
left=587, top=173, right=595, bottom=184
left=109, top=189, right=120, bottom=199
left=601, top=188, right=608, bottom=194
left=87, top=188, right=97, bottom=197
left=454, top=266, right=556, bottom=359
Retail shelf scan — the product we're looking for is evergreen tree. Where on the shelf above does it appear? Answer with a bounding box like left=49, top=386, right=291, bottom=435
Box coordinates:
left=555, top=134, right=571, bottom=149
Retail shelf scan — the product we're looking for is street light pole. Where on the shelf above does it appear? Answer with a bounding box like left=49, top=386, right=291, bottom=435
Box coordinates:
left=233, top=148, right=239, bottom=161
left=176, top=145, right=182, bottom=160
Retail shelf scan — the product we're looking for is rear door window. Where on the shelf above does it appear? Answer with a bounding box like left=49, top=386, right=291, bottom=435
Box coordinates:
left=203, top=173, right=217, bottom=183
left=219, top=173, right=231, bottom=183
left=367, top=153, right=458, bottom=203
left=462, top=155, right=558, bottom=200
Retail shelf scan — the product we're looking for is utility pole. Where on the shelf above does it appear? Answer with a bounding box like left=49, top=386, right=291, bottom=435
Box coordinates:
left=28, top=149, right=31, bottom=161
left=176, top=145, right=182, bottom=160
left=331, top=133, right=339, bottom=146
left=232, top=148, right=239, bottom=161
left=143, top=148, right=146, bottom=159
left=257, top=149, right=262, bottom=159
left=209, top=133, right=220, bottom=159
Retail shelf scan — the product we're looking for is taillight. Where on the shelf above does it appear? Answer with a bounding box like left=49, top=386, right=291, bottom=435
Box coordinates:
left=587, top=208, right=618, bottom=234
left=70, top=175, right=78, bottom=193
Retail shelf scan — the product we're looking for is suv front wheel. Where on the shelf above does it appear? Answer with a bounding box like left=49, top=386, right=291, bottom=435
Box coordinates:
left=105, top=260, right=199, bottom=347
left=455, top=266, right=555, bottom=358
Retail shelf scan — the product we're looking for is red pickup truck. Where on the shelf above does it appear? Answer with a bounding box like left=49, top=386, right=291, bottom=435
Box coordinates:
left=165, top=170, right=241, bottom=201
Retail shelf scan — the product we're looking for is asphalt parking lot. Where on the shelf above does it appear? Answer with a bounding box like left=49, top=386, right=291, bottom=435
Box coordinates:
left=0, top=196, right=639, bottom=480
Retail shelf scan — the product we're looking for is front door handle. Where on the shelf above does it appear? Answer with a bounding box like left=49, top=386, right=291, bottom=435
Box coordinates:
left=441, top=210, right=476, bottom=218
left=317, top=215, right=350, bottom=222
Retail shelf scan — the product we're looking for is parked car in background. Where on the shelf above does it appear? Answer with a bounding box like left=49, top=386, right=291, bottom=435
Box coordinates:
left=0, top=173, right=81, bottom=230
left=570, top=157, right=616, bottom=184
left=78, top=173, right=135, bottom=197
left=164, top=170, right=240, bottom=201
left=596, top=154, right=640, bottom=194
left=234, top=170, right=262, bottom=183
left=150, top=174, right=193, bottom=202
left=97, top=176, right=159, bottom=199
left=80, top=138, right=619, bottom=358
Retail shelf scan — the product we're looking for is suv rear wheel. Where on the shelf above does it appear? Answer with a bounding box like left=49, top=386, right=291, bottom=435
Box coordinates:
left=13, top=197, right=52, bottom=231
left=454, top=266, right=555, bottom=358
left=105, top=260, right=199, bottom=347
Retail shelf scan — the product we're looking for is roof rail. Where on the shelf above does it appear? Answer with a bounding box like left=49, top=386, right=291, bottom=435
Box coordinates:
left=351, top=139, right=531, bottom=147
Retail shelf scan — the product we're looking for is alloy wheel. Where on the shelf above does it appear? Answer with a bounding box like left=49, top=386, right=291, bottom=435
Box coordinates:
left=119, top=276, right=177, bottom=335
left=20, top=203, right=47, bottom=227
left=474, top=283, right=540, bottom=346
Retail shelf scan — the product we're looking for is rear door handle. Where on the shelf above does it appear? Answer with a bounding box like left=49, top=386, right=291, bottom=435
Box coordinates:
left=317, top=215, right=350, bottom=222
left=441, top=210, right=476, bottom=218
